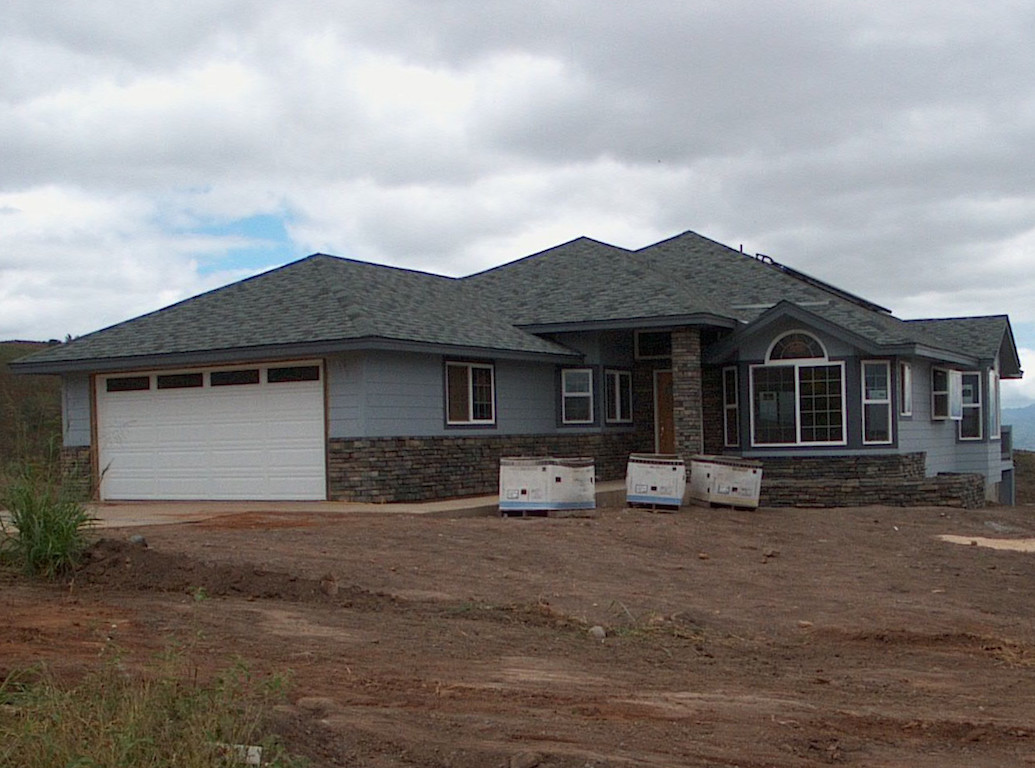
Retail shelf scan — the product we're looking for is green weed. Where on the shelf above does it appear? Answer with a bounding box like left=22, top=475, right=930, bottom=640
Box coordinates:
left=0, top=657, right=307, bottom=767
left=0, top=462, right=94, bottom=578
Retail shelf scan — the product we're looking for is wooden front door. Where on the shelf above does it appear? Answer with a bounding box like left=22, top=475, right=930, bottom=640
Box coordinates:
left=654, top=369, right=675, bottom=454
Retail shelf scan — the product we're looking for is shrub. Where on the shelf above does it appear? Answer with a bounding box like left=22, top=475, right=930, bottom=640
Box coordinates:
left=0, top=463, right=94, bottom=578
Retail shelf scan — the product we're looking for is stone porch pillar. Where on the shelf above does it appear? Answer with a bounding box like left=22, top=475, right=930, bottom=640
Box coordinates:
left=671, top=327, right=703, bottom=459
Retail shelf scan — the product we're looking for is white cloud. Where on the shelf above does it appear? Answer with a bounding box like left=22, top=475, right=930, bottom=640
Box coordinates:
left=0, top=0, right=1033, bottom=364
left=1003, top=348, right=1035, bottom=408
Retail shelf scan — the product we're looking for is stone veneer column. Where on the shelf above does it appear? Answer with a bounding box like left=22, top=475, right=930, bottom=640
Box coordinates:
left=671, top=327, right=703, bottom=459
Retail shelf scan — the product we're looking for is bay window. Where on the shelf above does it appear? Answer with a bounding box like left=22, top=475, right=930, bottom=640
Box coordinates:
left=750, top=332, right=846, bottom=446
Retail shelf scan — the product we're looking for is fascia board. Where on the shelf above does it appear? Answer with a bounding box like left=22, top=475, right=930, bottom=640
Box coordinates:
left=9, top=337, right=581, bottom=375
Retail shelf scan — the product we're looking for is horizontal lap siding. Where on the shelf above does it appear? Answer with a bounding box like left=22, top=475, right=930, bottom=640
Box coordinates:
left=62, top=374, right=91, bottom=447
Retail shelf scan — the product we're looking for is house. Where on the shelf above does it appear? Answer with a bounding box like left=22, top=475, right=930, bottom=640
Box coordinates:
left=11, top=230, right=1022, bottom=506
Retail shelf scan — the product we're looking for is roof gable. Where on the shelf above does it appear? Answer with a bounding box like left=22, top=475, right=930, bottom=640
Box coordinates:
left=906, top=316, right=1023, bottom=377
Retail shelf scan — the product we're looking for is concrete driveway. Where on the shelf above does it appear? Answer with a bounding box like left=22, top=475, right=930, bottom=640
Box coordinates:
left=3, top=481, right=626, bottom=529
left=84, top=495, right=500, bottom=528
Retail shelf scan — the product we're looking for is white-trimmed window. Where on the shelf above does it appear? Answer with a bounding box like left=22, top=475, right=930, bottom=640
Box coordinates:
left=862, top=361, right=892, bottom=444
left=959, top=372, right=982, bottom=440
left=931, top=367, right=963, bottom=421
left=446, top=362, right=495, bottom=425
left=604, top=369, right=632, bottom=423
left=562, top=368, right=594, bottom=424
left=750, top=331, right=846, bottom=446
left=989, top=367, right=1001, bottom=439
left=723, top=366, right=739, bottom=447
left=899, top=362, right=912, bottom=416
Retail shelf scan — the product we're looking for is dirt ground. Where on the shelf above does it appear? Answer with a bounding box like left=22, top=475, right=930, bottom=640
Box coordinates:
left=3, top=502, right=1035, bottom=767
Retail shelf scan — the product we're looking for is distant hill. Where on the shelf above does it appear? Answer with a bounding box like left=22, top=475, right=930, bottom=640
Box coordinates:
left=1004, top=405, right=1035, bottom=451
left=0, top=341, right=62, bottom=470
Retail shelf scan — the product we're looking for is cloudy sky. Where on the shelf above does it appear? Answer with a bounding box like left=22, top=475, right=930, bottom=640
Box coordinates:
left=3, top=2, right=1035, bottom=403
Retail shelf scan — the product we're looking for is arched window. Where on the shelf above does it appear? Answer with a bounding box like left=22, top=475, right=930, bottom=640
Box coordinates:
left=768, top=332, right=825, bottom=361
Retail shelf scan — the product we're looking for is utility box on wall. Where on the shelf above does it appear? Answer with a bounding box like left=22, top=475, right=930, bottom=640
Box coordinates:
left=499, top=457, right=596, bottom=515
left=688, top=455, right=763, bottom=509
left=625, top=454, right=686, bottom=508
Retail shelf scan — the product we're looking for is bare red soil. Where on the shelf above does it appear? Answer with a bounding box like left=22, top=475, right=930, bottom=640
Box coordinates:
left=4, top=503, right=1035, bottom=766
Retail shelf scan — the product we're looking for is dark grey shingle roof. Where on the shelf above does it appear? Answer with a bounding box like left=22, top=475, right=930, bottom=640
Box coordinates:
left=14, top=230, right=1015, bottom=373
left=905, top=316, right=1020, bottom=375
left=464, top=237, right=730, bottom=325
left=16, top=255, right=574, bottom=368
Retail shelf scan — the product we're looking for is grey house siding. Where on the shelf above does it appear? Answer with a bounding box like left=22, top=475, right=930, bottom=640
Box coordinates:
left=325, top=351, right=560, bottom=438
left=61, top=373, right=92, bottom=447
left=898, top=360, right=1007, bottom=498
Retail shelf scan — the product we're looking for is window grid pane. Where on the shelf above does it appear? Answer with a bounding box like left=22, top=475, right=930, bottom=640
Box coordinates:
left=753, top=366, right=796, bottom=444
left=471, top=367, right=494, bottom=422
left=798, top=365, right=843, bottom=443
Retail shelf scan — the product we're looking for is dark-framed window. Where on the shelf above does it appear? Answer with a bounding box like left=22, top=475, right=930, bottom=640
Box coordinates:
left=604, top=369, right=632, bottom=424
left=635, top=330, right=671, bottom=360
left=211, top=369, right=260, bottom=386
left=156, top=372, right=203, bottom=389
left=267, top=365, right=320, bottom=383
left=106, top=376, right=150, bottom=393
left=446, top=361, right=495, bottom=425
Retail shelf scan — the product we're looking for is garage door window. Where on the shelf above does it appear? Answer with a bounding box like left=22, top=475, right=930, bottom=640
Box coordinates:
left=106, top=376, right=151, bottom=392
left=268, top=365, right=320, bottom=383
left=211, top=369, right=260, bottom=386
left=157, top=373, right=203, bottom=389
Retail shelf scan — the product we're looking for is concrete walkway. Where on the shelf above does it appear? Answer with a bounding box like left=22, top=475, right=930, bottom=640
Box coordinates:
left=71, top=480, right=628, bottom=529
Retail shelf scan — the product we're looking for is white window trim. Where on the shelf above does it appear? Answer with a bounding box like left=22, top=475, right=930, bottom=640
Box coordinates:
left=561, top=368, right=595, bottom=424
left=765, top=330, right=827, bottom=362
left=445, top=361, right=496, bottom=425
left=862, top=360, right=892, bottom=445
left=604, top=369, right=633, bottom=424
left=959, top=371, right=982, bottom=441
left=899, top=362, right=912, bottom=416
left=990, top=367, right=1001, bottom=439
left=748, top=360, right=848, bottom=447
left=723, top=366, right=739, bottom=447
left=931, top=367, right=963, bottom=421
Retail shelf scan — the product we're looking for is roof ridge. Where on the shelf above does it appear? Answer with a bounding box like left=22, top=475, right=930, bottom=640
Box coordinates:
left=463, top=236, right=630, bottom=279
left=905, top=314, right=1008, bottom=323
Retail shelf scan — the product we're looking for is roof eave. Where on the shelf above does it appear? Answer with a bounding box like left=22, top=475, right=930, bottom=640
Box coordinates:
left=9, top=337, right=580, bottom=375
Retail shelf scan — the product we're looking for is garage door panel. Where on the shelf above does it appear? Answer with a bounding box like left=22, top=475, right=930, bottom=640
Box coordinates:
left=97, top=364, right=326, bottom=501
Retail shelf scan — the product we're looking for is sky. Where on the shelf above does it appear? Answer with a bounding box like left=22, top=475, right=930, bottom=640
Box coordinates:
left=3, top=2, right=1035, bottom=404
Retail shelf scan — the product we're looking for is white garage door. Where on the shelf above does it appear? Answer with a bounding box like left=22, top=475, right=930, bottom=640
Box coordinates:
left=96, top=362, right=326, bottom=501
